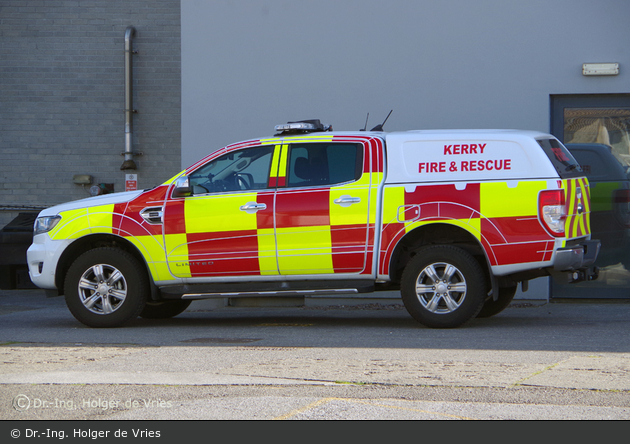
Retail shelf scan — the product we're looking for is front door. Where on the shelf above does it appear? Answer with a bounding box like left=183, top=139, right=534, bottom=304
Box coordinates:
left=163, top=144, right=278, bottom=278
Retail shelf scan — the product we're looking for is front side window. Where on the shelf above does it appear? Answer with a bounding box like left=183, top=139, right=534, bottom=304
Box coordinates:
left=188, top=145, right=274, bottom=194
left=286, top=143, right=362, bottom=188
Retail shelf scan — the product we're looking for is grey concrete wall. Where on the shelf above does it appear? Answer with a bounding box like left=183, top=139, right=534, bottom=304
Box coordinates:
left=0, top=0, right=181, bottom=227
left=181, top=0, right=630, bottom=167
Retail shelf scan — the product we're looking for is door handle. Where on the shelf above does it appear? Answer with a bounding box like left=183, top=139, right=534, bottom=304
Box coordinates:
left=333, top=195, right=361, bottom=207
left=240, top=202, right=267, bottom=214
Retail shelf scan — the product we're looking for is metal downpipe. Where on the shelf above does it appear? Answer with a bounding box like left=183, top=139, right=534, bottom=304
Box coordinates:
left=121, top=26, right=138, bottom=170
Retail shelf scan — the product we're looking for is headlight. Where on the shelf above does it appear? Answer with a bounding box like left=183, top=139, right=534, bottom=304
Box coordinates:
left=34, top=215, right=61, bottom=235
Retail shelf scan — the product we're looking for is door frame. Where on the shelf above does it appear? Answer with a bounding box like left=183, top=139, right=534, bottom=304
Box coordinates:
left=550, top=93, right=630, bottom=299
left=550, top=93, right=630, bottom=142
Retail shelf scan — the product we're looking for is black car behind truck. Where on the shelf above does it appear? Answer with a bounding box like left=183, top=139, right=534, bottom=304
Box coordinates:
left=0, top=212, right=39, bottom=289
left=566, top=143, right=630, bottom=269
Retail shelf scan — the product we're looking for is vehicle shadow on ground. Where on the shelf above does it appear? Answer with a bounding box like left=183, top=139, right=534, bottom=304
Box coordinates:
left=2, top=290, right=629, bottom=353
left=14, top=306, right=624, bottom=353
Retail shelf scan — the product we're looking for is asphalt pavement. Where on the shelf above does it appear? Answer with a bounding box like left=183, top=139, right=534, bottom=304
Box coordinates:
left=0, top=288, right=629, bottom=421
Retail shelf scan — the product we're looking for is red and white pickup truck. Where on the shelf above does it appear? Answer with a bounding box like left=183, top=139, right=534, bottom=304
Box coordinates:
left=27, top=120, right=600, bottom=328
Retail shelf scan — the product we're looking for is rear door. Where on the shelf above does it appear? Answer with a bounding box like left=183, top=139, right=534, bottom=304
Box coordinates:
left=274, top=140, right=373, bottom=275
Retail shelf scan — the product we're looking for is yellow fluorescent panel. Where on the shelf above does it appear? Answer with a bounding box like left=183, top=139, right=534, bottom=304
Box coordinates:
left=276, top=226, right=331, bottom=250
left=87, top=205, right=114, bottom=234
left=164, top=233, right=191, bottom=277
left=382, top=186, right=405, bottom=224
left=269, top=146, right=282, bottom=180
left=480, top=181, right=545, bottom=218
left=257, top=228, right=278, bottom=275
left=259, top=137, right=282, bottom=145
left=126, top=235, right=165, bottom=261
left=276, top=226, right=333, bottom=273
left=184, top=193, right=259, bottom=233
left=49, top=208, right=88, bottom=239
left=329, top=187, right=370, bottom=226
left=150, top=262, right=174, bottom=282
left=50, top=205, right=117, bottom=240
left=277, top=254, right=334, bottom=274
left=125, top=234, right=173, bottom=281
left=278, top=145, right=289, bottom=178
left=368, top=173, right=383, bottom=224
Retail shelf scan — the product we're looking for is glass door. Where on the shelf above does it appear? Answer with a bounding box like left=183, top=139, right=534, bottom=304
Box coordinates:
left=563, top=108, right=630, bottom=162
left=550, top=94, right=630, bottom=299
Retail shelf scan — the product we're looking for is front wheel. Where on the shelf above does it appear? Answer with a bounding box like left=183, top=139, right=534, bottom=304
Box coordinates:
left=64, top=248, right=149, bottom=328
left=400, top=245, right=487, bottom=328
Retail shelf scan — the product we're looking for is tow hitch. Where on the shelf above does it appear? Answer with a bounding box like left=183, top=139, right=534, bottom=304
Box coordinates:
left=569, top=266, right=599, bottom=283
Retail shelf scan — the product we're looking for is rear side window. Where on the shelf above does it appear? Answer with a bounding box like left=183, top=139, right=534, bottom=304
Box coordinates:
left=286, top=143, right=363, bottom=187
left=537, top=139, right=583, bottom=179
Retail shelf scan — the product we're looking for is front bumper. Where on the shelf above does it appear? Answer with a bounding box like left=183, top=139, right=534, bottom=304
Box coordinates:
left=26, top=236, right=72, bottom=290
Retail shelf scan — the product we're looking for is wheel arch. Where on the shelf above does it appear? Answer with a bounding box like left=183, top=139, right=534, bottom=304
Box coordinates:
left=388, top=222, right=491, bottom=285
left=55, top=234, right=158, bottom=299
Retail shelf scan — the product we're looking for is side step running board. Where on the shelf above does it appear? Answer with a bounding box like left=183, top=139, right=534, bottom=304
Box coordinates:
left=181, top=288, right=359, bottom=299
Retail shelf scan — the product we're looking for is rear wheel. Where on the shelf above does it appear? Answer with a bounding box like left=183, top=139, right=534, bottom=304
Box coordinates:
left=140, top=300, right=192, bottom=319
left=400, top=245, right=487, bottom=328
left=476, top=285, right=517, bottom=318
left=64, top=248, right=148, bottom=328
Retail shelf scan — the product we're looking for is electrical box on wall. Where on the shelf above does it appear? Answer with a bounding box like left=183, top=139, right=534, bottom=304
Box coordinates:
left=89, top=183, right=114, bottom=196
left=72, top=174, right=93, bottom=185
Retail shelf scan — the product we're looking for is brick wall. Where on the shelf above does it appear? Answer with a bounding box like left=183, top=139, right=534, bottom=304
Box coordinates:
left=0, top=0, right=181, bottom=227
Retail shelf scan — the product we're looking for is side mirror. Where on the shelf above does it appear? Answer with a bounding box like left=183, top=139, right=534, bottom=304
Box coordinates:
left=172, top=176, right=192, bottom=198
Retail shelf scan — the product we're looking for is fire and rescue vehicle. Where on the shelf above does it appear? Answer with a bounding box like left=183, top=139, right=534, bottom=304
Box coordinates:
left=27, top=119, right=600, bottom=328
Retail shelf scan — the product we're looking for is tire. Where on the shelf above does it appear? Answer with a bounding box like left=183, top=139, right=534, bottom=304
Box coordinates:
left=64, top=248, right=149, bottom=328
left=139, top=300, right=192, bottom=319
left=476, top=285, right=517, bottom=318
left=400, top=245, right=487, bottom=328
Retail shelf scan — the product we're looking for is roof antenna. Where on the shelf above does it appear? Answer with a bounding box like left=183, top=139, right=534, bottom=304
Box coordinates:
left=370, top=110, right=393, bottom=131
left=361, top=113, right=369, bottom=131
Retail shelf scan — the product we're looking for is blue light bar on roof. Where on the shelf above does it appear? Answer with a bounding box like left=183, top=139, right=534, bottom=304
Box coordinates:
left=274, top=119, right=332, bottom=134
left=275, top=122, right=318, bottom=132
